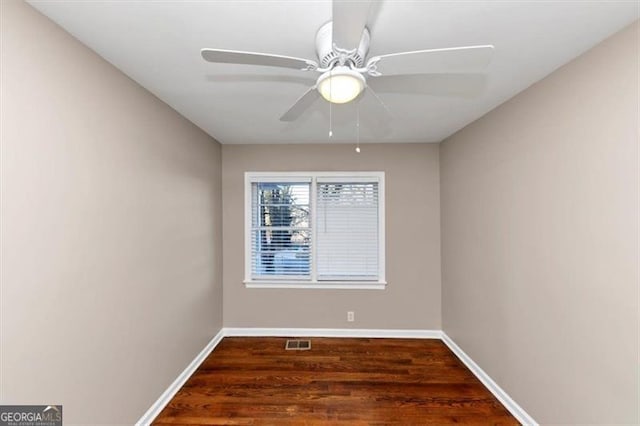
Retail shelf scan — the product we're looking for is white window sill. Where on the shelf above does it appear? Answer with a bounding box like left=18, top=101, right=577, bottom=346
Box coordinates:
left=243, top=281, right=387, bottom=290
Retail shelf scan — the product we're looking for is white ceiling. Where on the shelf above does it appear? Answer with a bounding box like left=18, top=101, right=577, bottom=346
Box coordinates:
left=28, top=1, right=638, bottom=144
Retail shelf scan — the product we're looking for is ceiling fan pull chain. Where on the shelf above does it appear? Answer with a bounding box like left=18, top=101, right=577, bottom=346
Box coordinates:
left=329, top=69, right=333, bottom=138
left=355, top=105, right=361, bottom=153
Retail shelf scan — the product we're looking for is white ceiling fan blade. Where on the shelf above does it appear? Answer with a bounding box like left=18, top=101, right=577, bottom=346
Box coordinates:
left=363, top=86, right=393, bottom=120
left=355, top=90, right=393, bottom=137
left=368, top=74, right=488, bottom=98
left=205, top=73, right=316, bottom=87
left=201, top=49, right=318, bottom=71
left=368, top=45, right=494, bottom=76
left=280, top=86, right=320, bottom=122
left=332, top=0, right=372, bottom=49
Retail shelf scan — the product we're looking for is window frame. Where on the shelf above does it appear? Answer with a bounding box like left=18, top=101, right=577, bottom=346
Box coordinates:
left=244, top=171, right=386, bottom=290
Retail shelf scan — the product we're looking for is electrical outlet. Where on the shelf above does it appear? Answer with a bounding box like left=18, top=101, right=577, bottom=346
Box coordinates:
left=347, top=311, right=355, bottom=322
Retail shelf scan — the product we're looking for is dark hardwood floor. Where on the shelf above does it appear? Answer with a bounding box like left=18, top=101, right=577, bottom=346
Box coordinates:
left=153, top=337, right=519, bottom=425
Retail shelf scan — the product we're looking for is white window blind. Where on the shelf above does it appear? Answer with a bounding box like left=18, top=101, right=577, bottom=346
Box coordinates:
left=316, top=180, right=379, bottom=281
left=245, top=172, right=385, bottom=288
left=250, top=182, right=311, bottom=280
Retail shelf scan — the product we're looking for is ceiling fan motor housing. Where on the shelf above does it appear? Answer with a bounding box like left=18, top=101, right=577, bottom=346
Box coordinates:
left=315, top=21, right=370, bottom=68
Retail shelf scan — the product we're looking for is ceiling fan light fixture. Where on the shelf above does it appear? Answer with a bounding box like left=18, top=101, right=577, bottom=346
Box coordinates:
left=316, top=66, right=366, bottom=104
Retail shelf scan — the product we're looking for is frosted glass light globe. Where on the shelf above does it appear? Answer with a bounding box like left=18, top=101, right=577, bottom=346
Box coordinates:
left=317, top=66, right=366, bottom=104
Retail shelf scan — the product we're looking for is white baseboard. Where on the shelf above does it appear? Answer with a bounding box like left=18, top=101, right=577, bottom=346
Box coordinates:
left=136, top=328, right=225, bottom=426
left=223, top=327, right=442, bottom=339
left=137, top=327, right=536, bottom=426
left=441, top=332, right=538, bottom=426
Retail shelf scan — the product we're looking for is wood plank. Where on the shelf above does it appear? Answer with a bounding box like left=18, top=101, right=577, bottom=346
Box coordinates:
left=153, top=337, right=519, bottom=425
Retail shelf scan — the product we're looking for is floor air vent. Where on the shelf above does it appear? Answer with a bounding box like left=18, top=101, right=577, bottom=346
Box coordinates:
left=285, top=339, right=311, bottom=350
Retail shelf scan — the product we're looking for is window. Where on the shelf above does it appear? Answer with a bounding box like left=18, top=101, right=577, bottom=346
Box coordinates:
left=245, top=172, right=385, bottom=289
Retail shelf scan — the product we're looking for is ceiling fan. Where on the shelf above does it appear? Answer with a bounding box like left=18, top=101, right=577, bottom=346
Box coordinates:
left=201, top=1, right=494, bottom=122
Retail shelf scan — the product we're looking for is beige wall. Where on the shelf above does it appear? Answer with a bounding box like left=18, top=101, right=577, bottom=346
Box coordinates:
left=0, top=1, right=223, bottom=424
left=441, top=21, right=639, bottom=424
left=222, top=143, right=440, bottom=329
